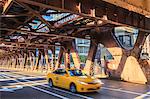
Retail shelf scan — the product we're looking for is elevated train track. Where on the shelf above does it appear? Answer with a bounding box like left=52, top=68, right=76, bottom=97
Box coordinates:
left=0, top=0, right=150, bottom=84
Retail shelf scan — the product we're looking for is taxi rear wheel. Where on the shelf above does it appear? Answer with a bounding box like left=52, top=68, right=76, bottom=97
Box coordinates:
left=70, top=83, right=77, bottom=93
left=48, top=79, right=53, bottom=88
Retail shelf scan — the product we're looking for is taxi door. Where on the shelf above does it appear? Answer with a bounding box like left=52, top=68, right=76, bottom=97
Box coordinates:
left=52, top=72, right=61, bottom=86
left=58, top=72, right=70, bottom=89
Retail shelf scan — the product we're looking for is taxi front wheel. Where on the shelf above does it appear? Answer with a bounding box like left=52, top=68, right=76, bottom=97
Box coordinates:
left=70, top=83, right=77, bottom=93
left=48, top=79, right=53, bottom=88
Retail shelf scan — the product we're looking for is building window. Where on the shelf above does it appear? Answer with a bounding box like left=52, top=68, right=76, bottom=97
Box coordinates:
left=114, top=26, right=138, bottom=49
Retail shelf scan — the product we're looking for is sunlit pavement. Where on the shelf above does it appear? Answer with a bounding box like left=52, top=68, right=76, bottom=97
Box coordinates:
left=0, top=69, right=150, bottom=99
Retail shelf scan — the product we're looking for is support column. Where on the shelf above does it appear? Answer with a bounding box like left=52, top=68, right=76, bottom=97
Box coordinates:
left=6, top=57, right=9, bottom=68
left=9, top=57, right=12, bottom=68
left=17, top=53, right=20, bottom=69
left=14, top=55, right=17, bottom=69
left=26, top=51, right=31, bottom=70
left=34, top=49, right=41, bottom=70
left=51, top=47, right=56, bottom=70
left=70, top=40, right=80, bottom=69
left=44, top=48, right=51, bottom=71
left=28, top=51, right=33, bottom=70
left=19, top=52, right=24, bottom=69
left=17, top=54, right=20, bottom=69
left=7, top=56, right=11, bottom=68
left=1, top=58, right=4, bottom=67
left=55, top=47, right=64, bottom=70
left=4, top=57, right=7, bottom=67
left=0, top=59, right=1, bottom=66
left=20, top=50, right=26, bottom=69
left=62, top=41, right=81, bottom=69
left=99, top=31, right=149, bottom=84
left=120, top=32, right=149, bottom=84
left=23, top=50, right=28, bottom=70
left=84, top=40, right=98, bottom=75
left=40, top=49, right=45, bottom=72
left=15, top=54, right=18, bottom=68
left=64, top=48, right=70, bottom=69
left=2, top=58, right=4, bottom=67
left=13, top=55, right=17, bottom=68
left=32, top=50, right=37, bottom=70
left=29, top=51, right=35, bottom=70
left=17, top=53, right=22, bottom=69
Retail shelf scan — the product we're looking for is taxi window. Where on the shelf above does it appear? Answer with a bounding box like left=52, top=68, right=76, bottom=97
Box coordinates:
left=53, top=69, right=67, bottom=75
left=68, top=69, right=86, bottom=76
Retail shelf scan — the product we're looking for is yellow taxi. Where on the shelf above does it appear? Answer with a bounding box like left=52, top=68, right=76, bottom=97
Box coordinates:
left=47, top=68, right=103, bottom=93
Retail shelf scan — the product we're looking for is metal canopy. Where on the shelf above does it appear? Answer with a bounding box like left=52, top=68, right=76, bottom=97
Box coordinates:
left=0, top=0, right=150, bottom=57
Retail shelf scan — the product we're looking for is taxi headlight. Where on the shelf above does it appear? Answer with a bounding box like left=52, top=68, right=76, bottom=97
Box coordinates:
left=94, top=79, right=104, bottom=84
left=78, top=81, right=88, bottom=85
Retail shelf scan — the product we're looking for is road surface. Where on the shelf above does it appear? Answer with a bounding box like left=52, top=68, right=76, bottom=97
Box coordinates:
left=0, top=69, right=150, bottom=99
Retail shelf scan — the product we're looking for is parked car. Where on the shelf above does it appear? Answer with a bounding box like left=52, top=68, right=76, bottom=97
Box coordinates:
left=47, top=68, right=103, bottom=93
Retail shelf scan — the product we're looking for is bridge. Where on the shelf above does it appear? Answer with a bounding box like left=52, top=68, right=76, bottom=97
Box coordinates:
left=0, top=0, right=150, bottom=98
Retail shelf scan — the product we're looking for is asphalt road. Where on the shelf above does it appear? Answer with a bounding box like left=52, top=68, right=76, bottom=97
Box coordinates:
left=0, top=69, right=150, bottom=99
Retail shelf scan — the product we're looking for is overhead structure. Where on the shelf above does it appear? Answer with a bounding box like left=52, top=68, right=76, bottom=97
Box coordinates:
left=0, top=0, right=150, bottom=84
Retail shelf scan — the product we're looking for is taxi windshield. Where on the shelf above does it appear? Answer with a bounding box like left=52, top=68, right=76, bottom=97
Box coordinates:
left=68, top=70, right=86, bottom=76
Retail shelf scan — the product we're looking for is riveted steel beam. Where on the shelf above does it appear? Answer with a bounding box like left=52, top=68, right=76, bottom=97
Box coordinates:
left=15, top=0, right=150, bottom=32
left=102, top=0, right=150, bottom=18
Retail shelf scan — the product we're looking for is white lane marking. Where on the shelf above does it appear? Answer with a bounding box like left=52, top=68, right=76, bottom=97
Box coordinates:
left=4, top=72, right=148, bottom=98
left=135, top=91, right=150, bottom=99
left=52, top=87, right=94, bottom=99
left=1, top=72, right=44, bottom=79
left=101, top=87, right=142, bottom=95
left=0, top=76, right=44, bottom=81
left=4, top=73, right=23, bottom=78
left=5, top=72, right=45, bottom=80
left=18, top=77, right=94, bottom=99
left=23, top=79, right=93, bottom=99
left=7, top=77, right=94, bottom=99
left=3, top=73, right=94, bottom=99
left=0, top=85, right=23, bottom=92
left=0, top=87, right=14, bottom=92
left=2, top=74, right=69, bottom=99
left=25, top=85, right=69, bottom=99
left=0, top=78, right=15, bottom=81
left=21, top=76, right=45, bottom=79
left=8, top=80, right=47, bottom=85
left=0, top=74, right=7, bottom=78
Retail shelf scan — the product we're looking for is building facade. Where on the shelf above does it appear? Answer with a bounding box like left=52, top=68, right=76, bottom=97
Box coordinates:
left=141, top=35, right=150, bottom=59
left=75, top=39, right=90, bottom=56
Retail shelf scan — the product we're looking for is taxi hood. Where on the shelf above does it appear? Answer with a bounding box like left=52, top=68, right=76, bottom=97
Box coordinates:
left=74, top=76, right=96, bottom=82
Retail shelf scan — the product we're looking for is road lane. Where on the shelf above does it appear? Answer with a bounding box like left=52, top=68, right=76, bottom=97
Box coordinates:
left=1, top=86, right=60, bottom=99
left=135, top=91, right=150, bottom=99
left=101, top=87, right=142, bottom=95
left=1, top=69, right=150, bottom=99
left=102, top=79, right=150, bottom=94
left=1, top=74, right=70, bottom=99
left=1, top=72, right=94, bottom=99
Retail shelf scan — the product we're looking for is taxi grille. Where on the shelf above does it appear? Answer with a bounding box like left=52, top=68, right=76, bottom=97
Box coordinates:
left=87, top=82, right=98, bottom=84
left=87, top=87, right=100, bottom=90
